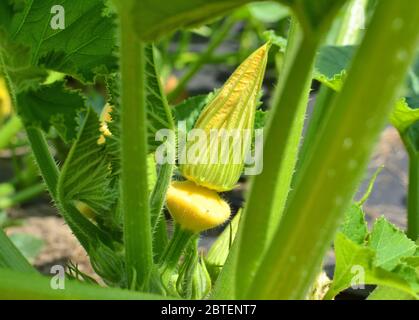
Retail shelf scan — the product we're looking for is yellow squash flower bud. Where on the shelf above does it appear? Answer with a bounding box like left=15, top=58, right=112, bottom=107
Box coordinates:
left=166, top=180, right=230, bottom=233
left=180, top=43, right=270, bottom=192
left=0, top=78, right=12, bottom=121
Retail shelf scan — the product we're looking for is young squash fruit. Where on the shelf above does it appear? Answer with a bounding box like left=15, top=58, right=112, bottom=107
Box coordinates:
left=166, top=180, right=230, bottom=233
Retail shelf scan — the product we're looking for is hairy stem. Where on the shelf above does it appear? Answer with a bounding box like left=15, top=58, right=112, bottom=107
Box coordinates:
left=25, top=127, right=59, bottom=198
left=407, top=152, right=419, bottom=240
left=117, top=3, right=153, bottom=290
left=248, top=0, right=419, bottom=299
left=234, top=18, right=319, bottom=298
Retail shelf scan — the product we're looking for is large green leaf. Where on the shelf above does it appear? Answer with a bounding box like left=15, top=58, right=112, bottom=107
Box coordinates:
left=0, top=30, right=48, bottom=93
left=368, top=217, right=417, bottom=271
left=326, top=210, right=419, bottom=299
left=144, top=45, right=175, bottom=151
left=58, top=109, right=117, bottom=220
left=328, top=232, right=419, bottom=299
left=16, top=82, right=85, bottom=142
left=3, top=0, right=117, bottom=83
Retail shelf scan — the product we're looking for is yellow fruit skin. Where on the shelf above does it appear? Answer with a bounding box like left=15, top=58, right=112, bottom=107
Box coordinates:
left=166, top=181, right=231, bottom=233
left=0, top=78, right=12, bottom=120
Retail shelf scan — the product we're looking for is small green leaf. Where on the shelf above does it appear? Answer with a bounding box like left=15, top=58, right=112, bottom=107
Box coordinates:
left=16, top=82, right=84, bottom=142
left=144, top=45, right=175, bottom=151
left=173, top=95, right=209, bottom=132
left=330, top=232, right=375, bottom=296
left=248, top=2, right=290, bottom=24
left=390, top=98, right=419, bottom=134
left=340, top=204, right=368, bottom=245
left=314, top=45, right=355, bottom=91
left=368, top=217, right=417, bottom=271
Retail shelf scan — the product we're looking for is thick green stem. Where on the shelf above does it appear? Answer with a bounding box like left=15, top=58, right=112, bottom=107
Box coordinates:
left=168, top=18, right=235, bottom=103
left=0, top=115, right=22, bottom=150
left=159, top=225, right=195, bottom=293
left=407, top=152, right=419, bottom=240
left=118, top=5, right=153, bottom=290
left=25, top=127, right=59, bottom=198
left=248, top=0, right=419, bottom=299
left=234, top=18, right=319, bottom=298
left=150, top=163, right=173, bottom=261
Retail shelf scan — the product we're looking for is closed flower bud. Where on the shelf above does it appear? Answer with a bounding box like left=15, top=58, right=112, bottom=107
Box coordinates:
left=180, top=43, right=270, bottom=192
left=166, top=180, right=230, bottom=233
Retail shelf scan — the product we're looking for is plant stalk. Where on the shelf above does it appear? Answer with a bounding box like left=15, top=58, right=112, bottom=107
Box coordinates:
left=25, top=127, right=59, bottom=198
left=248, top=0, right=419, bottom=299
left=407, top=152, right=419, bottom=240
left=117, top=4, right=153, bottom=290
left=234, top=18, right=319, bottom=298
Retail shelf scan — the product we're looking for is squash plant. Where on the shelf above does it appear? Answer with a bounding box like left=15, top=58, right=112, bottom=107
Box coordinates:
left=0, top=0, right=419, bottom=300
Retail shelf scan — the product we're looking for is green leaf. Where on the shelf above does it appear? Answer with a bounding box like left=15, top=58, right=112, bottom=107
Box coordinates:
left=314, top=45, right=355, bottom=91
left=173, top=95, right=209, bottom=132
left=368, top=217, right=417, bottom=271
left=368, top=286, right=415, bottom=300
left=390, top=98, right=419, bottom=134
left=58, top=109, right=117, bottom=218
left=9, top=233, right=44, bottom=263
left=5, top=0, right=117, bottom=83
left=106, top=45, right=175, bottom=155
left=144, top=45, right=175, bottom=151
left=0, top=31, right=48, bottom=93
left=340, top=204, right=368, bottom=245
left=248, top=2, right=290, bottom=24
left=327, top=232, right=419, bottom=299
left=16, top=82, right=85, bottom=142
